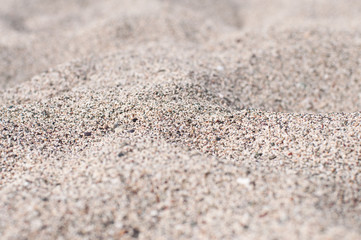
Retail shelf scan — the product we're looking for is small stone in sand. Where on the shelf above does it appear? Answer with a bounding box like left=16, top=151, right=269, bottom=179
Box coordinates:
left=84, top=132, right=92, bottom=137
left=237, top=177, right=251, bottom=189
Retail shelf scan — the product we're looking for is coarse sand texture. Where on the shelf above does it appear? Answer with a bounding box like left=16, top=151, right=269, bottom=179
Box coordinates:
left=0, top=0, right=361, bottom=239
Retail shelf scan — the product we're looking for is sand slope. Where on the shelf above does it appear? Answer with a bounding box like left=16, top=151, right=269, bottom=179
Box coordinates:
left=1, top=0, right=361, bottom=239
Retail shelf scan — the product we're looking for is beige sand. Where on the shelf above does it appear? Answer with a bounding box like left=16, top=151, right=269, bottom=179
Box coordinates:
left=1, top=0, right=361, bottom=239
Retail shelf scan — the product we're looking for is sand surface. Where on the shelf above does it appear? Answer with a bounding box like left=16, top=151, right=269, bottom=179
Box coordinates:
left=1, top=0, right=361, bottom=239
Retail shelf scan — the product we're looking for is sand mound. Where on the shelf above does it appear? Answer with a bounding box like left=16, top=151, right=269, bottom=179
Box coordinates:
left=1, top=0, right=361, bottom=239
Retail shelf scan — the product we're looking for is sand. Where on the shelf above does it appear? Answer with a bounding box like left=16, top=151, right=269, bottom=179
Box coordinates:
left=1, top=0, right=361, bottom=239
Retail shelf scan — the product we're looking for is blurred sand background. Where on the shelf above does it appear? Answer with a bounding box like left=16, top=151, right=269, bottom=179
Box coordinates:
left=1, top=0, right=361, bottom=239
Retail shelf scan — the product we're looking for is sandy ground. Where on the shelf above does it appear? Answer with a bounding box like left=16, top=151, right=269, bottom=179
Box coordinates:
left=1, top=0, right=361, bottom=239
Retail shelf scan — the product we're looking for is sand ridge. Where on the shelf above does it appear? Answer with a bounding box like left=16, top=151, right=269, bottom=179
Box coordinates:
left=1, top=0, right=361, bottom=239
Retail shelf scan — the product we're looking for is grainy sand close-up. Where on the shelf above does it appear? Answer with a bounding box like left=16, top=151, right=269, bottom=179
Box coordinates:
left=1, top=0, right=361, bottom=239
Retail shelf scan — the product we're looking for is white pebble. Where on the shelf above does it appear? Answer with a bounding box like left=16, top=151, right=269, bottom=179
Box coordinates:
left=216, top=65, right=224, bottom=71
left=237, top=177, right=251, bottom=189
